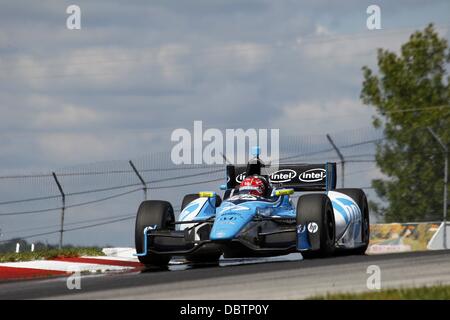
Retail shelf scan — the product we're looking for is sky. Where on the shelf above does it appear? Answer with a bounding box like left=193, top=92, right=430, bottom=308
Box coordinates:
left=0, top=0, right=449, bottom=247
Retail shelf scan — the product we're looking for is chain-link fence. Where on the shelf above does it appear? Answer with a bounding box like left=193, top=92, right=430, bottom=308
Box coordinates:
left=0, top=127, right=385, bottom=248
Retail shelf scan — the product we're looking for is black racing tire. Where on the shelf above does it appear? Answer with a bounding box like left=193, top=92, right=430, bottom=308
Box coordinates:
left=297, top=194, right=335, bottom=258
left=335, top=188, right=370, bottom=255
left=181, top=193, right=222, bottom=211
left=181, top=194, right=200, bottom=211
left=135, top=200, right=175, bottom=267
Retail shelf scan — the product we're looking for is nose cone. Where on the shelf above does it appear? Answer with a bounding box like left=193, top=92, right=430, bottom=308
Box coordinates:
left=210, top=210, right=253, bottom=240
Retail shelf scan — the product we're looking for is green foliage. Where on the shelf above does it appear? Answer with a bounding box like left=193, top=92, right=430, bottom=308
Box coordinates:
left=361, top=24, right=450, bottom=222
left=310, top=284, right=450, bottom=300
left=0, top=247, right=104, bottom=263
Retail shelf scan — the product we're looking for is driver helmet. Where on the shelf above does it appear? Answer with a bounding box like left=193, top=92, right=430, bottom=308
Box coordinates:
left=239, top=175, right=267, bottom=197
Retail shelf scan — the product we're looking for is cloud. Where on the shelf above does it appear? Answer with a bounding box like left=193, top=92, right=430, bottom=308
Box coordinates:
left=315, top=24, right=332, bottom=37
left=156, top=44, right=191, bottom=82
left=37, top=133, right=117, bottom=162
left=299, top=28, right=413, bottom=66
left=272, top=98, right=376, bottom=135
left=33, top=104, right=100, bottom=128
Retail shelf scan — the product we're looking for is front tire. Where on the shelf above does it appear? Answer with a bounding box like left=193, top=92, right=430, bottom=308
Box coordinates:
left=135, top=200, right=175, bottom=267
left=297, top=194, right=335, bottom=258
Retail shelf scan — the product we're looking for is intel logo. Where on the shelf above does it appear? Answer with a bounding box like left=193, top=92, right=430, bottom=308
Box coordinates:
left=299, top=168, right=326, bottom=182
left=270, top=169, right=297, bottom=183
left=235, top=172, right=247, bottom=183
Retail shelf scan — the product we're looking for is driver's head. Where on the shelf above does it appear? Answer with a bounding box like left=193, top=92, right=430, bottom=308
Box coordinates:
left=239, top=175, right=266, bottom=197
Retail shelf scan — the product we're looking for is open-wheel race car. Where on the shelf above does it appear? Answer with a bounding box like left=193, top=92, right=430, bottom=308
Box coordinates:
left=134, top=148, right=370, bottom=267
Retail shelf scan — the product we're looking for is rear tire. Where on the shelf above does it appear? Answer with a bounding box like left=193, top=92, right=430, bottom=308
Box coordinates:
left=335, top=188, right=370, bottom=255
left=297, top=194, right=335, bottom=258
left=181, top=194, right=200, bottom=211
left=135, top=200, right=175, bottom=267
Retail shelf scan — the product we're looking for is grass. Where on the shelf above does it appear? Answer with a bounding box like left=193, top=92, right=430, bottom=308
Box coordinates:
left=0, top=247, right=104, bottom=263
left=309, top=284, right=450, bottom=300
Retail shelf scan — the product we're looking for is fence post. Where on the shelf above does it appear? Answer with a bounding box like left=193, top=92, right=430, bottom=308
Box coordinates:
left=129, top=160, right=147, bottom=200
left=326, top=134, right=345, bottom=188
left=427, top=127, right=448, bottom=249
left=52, top=172, right=66, bottom=249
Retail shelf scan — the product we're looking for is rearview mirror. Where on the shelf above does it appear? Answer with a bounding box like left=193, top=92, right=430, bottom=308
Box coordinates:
left=275, top=189, right=294, bottom=196
left=199, top=191, right=216, bottom=198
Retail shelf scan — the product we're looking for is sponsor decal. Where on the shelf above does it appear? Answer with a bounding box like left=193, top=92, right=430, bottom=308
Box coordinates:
left=238, top=194, right=257, bottom=201
left=218, top=204, right=250, bottom=214
left=269, top=169, right=297, bottom=183
left=257, top=207, right=273, bottom=216
left=178, top=198, right=206, bottom=224
left=307, top=222, right=319, bottom=233
left=235, top=172, right=247, bottom=183
left=299, top=168, right=326, bottom=182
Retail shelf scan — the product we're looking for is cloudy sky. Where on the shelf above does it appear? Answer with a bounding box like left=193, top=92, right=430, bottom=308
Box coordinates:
left=0, top=0, right=449, bottom=246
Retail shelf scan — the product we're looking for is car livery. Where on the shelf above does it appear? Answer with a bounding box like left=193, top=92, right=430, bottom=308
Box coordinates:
left=134, top=148, right=370, bottom=266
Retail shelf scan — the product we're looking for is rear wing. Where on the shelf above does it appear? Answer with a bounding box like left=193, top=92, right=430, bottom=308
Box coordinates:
left=226, top=163, right=337, bottom=192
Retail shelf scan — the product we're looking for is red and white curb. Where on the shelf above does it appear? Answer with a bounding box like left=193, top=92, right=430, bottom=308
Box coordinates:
left=0, top=248, right=143, bottom=281
left=0, top=247, right=306, bottom=281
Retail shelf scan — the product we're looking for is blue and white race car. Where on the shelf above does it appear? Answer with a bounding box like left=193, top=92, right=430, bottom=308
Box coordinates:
left=135, top=149, right=370, bottom=266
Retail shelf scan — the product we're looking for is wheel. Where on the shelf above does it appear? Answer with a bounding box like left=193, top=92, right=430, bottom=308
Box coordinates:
left=181, top=193, right=222, bottom=211
left=135, top=200, right=175, bottom=267
left=335, top=188, right=370, bottom=255
left=297, top=194, right=335, bottom=258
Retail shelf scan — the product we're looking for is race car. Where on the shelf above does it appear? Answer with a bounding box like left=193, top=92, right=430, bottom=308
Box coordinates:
left=134, top=148, right=370, bottom=267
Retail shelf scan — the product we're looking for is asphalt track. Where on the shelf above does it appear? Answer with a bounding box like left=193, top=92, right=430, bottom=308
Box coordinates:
left=1, top=250, right=450, bottom=299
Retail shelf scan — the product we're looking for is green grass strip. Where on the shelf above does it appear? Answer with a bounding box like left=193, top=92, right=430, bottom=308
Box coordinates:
left=309, top=284, right=450, bottom=300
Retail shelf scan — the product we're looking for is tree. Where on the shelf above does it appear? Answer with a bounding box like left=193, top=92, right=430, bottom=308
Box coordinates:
left=361, top=24, right=450, bottom=222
